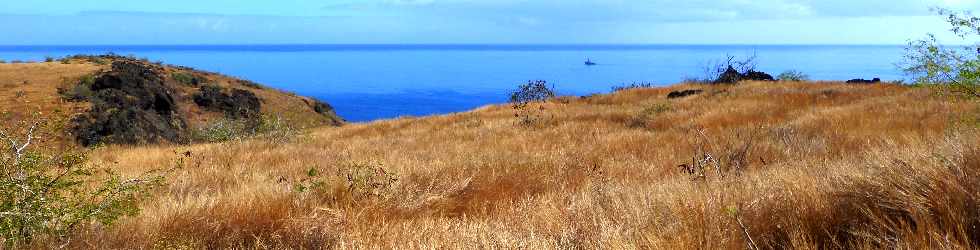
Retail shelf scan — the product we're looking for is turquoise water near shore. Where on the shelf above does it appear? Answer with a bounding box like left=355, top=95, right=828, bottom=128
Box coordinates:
left=0, top=45, right=907, bottom=121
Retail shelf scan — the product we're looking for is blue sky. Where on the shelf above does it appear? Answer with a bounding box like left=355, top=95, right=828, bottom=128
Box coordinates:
left=1, top=0, right=978, bottom=45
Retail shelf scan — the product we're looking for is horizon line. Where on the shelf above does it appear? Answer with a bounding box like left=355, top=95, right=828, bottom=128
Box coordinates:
left=0, top=43, right=911, bottom=47
left=0, top=43, right=912, bottom=53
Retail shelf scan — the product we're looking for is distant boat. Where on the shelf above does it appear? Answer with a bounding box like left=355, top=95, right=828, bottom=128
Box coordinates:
left=585, top=58, right=597, bottom=66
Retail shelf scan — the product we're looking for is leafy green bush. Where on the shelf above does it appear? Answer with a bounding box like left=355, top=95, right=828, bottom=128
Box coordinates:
left=0, top=123, right=166, bottom=246
left=777, top=70, right=810, bottom=81
left=58, top=75, right=96, bottom=101
left=44, top=57, right=54, bottom=63
left=902, top=8, right=980, bottom=98
left=171, top=72, right=206, bottom=86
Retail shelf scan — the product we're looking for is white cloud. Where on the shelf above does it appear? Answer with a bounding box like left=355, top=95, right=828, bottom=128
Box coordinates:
left=324, top=0, right=980, bottom=22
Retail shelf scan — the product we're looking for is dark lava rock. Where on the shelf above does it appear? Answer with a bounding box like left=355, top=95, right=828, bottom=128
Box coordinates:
left=743, top=70, right=775, bottom=81
left=311, top=100, right=335, bottom=115
left=714, top=66, right=743, bottom=84
left=713, top=66, right=775, bottom=84
left=193, top=85, right=262, bottom=119
left=72, top=59, right=188, bottom=146
left=846, top=78, right=881, bottom=84
left=667, top=89, right=704, bottom=99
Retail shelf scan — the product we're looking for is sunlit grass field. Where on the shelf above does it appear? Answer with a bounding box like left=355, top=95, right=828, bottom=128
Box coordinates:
left=42, top=80, right=979, bottom=249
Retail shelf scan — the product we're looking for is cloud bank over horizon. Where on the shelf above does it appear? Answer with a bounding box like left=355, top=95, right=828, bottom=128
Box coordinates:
left=1, top=0, right=977, bottom=45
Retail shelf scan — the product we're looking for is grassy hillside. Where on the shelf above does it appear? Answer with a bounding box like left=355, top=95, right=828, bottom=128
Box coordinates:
left=37, top=81, right=979, bottom=248
left=0, top=57, right=343, bottom=148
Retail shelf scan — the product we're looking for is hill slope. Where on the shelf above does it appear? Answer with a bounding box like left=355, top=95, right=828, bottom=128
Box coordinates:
left=0, top=56, right=343, bottom=147
left=54, top=81, right=980, bottom=248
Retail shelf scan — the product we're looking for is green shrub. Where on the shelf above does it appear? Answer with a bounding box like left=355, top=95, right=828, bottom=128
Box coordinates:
left=171, top=72, right=208, bottom=86
left=902, top=8, right=980, bottom=98
left=777, top=70, right=810, bottom=81
left=43, top=57, right=54, bottom=63
left=58, top=75, right=96, bottom=101
left=0, top=123, right=167, bottom=246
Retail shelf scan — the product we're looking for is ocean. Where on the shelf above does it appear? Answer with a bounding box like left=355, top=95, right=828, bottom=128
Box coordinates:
left=0, top=45, right=907, bottom=122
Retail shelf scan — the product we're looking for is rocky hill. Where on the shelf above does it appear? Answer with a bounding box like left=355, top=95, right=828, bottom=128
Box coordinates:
left=0, top=55, right=343, bottom=147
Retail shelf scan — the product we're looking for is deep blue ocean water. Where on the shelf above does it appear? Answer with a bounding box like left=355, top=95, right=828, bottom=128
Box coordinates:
left=0, top=45, right=907, bottom=122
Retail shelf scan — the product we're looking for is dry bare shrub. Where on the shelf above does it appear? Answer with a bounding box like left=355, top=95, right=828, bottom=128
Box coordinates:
left=627, top=103, right=672, bottom=129
left=294, top=160, right=399, bottom=205
left=510, top=80, right=556, bottom=126
left=678, top=127, right=763, bottom=180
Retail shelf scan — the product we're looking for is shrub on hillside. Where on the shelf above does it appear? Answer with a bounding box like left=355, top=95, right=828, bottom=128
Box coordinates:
left=627, top=103, right=672, bottom=129
left=293, top=161, right=398, bottom=202
left=236, top=79, right=263, bottom=89
left=0, top=122, right=167, bottom=246
left=509, top=80, right=556, bottom=126
left=687, top=54, right=775, bottom=84
left=903, top=8, right=980, bottom=98
left=171, top=72, right=207, bottom=86
left=193, top=115, right=299, bottom=144
left=44, top=57, right=54, bottom=63
left=611, top=82, right=654, bottom=92
left=777, top=70, right=810, bottom=81
left=58, top=74, right=96, bottom=101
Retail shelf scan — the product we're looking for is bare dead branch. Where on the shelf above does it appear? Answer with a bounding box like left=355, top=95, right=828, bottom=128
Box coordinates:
left=0, top=122, right=39, bottom=164
left=734, top=209, right=760, bottom=250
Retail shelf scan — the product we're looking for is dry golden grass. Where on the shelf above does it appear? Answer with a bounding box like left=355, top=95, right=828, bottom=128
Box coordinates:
left=20, top=81, right=980, bottom=249
left=0, top=62, right=102, bottom=149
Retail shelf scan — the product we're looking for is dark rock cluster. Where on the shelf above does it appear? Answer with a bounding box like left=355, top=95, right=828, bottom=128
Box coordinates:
left=193, top=85, right=262, bottom=120
left=846, top=78, right=881, bottom=84
left=714, top=66, right=775, bottom=84
left=667, top=89, right=704, bottom=99
left=72, top=59, right=188, bottom=146
left=311, top=100, right=335, bottom=115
